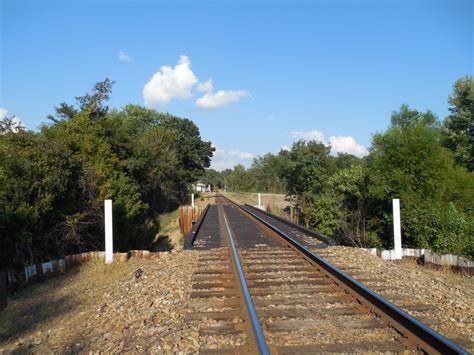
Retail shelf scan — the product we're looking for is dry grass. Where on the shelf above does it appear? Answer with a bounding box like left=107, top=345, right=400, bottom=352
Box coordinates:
left=399, top=257, right=472, bottom=285
left=0, top=259, right=140, bottom=346
left=195, top=192, right=218, bottom=206
left=152, top=209, right=182, bottom=250
left=225, top=192, right=289, bottom=208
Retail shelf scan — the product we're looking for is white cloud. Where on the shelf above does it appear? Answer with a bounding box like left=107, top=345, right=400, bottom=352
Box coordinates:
left=210, top=147, right=255, bottom=171
left=211, top=144, right=226, bottom=158
left=143, top=55, right=198, bottom=105
left=281, top=145, right=290, bottom=151
left=0, top=108, right=7, bottom=119
left=289, top=129, right=368, bottom=157
left=142, top=55, right=249, bottom=109
left=329, top=136, right=368, bottom=156
left=291, top=130, right=325, bottom=143
left=228, top=149, right=254, bottom=160
left=198, top=79, right=213, bottom=93
left=118, top=50, right=133, bottom=63
left=196, top=90, right=249, bottom=109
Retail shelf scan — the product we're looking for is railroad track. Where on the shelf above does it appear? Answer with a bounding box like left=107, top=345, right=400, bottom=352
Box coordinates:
left=185, top=194, right=468, bottom=354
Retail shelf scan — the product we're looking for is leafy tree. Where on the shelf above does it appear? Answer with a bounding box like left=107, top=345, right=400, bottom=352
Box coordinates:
left=442, top=76, right=474, bottom=171
left=305, top=193, right=341, bottom=235
left=280, top=140, right=335, bottom=229
left=224, top=164, right=256, bottom=192
left=281, top=140, right=335, bottom=199
left=367, top=105, right=472, bottom=255
left=160, top=115, right=214, bottom=182
left=0, top=131, right=79, bottom=268
left=0, top=80, right=214, bottom=268
left=0, top=116, right=25, bottom=134
left=200, top=169, right=224, bottom=189
left=334, top=153, right=361, bottom=170
left=328, top=164, right=380, bottom=247
left=249, top=153, right=287, bottom=193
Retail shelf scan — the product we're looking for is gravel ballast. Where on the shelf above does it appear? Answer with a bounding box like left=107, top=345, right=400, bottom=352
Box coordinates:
left=0, top=251, right=200, bottom=353
left=315, top=246, right=474, bottom=350
left=0, top=246, right=472, bottom=352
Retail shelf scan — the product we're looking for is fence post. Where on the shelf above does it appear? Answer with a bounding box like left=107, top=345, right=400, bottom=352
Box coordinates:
left=191, top=193, right=195, bottom=208
left=258, top=193, right=261, bottom=209
left=105, top=199, right=113, bottom=264
left=393, top=198, right=402, bottom=260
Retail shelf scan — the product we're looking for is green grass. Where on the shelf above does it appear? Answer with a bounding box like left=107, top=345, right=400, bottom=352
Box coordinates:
left=158, top=208, right=179, bottom=234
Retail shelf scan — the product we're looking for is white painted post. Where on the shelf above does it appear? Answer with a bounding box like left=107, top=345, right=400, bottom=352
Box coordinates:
left=392, top=198, right=402, bottom=260
left=191, top=193, right=195, bottom=207
left=104, top=199, right=113, bottom=264
left=258, top=193, right=261, bottom=209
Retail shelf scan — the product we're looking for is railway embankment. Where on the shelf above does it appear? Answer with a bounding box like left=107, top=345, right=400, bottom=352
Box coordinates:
left=0, top=246, right=472, bottom=352
left=1, top=196, right=472, bottom=352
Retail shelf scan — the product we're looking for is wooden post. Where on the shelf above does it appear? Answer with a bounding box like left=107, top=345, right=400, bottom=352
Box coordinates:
left=191, top=193, right=195, bottom=208
left=258, top=193, right=261, bottom=209
left=393, top=198, right=402, bottom=260
left=105, top=199, right=113, bottom=264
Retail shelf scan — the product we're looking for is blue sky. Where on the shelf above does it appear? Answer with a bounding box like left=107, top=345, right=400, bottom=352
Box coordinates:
left=1, top=0, right=472, bottom=170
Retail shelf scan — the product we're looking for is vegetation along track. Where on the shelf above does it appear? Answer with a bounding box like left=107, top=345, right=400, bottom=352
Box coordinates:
left=184, top=194, right=468, bottom=354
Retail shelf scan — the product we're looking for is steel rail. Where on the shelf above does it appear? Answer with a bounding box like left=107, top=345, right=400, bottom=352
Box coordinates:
left=221, top=194, right=468, bottom=354
left=244, top=203, right=336, bottom=246
left=223, top=212, right=270, bottom=355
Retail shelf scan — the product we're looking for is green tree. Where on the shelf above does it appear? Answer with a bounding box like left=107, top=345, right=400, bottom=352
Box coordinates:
left=200, top=169, right=224, bottom=189
left=0, top=80, right=215, bottom=268
left=328, top=164, right=381, bottom=247
left=280, top=140, right=335, bottom=229
left=0, top=131, right=79, bottom=268
left=282, top=140, right=335, bottom=199
left=442, top=76, right=474, bottom=171
left=367, top=105, right=472, bottom=255
left=249, top=153, right=287, bottom=193
left=0, top=116, right=26, bottom=134
left=224, top=164, right=256, bottom=192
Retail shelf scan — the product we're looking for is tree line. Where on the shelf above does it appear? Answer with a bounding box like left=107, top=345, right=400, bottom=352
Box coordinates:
left=0, top=80, right=214, bottom=269
left=202, top=76, right=473, bottom=258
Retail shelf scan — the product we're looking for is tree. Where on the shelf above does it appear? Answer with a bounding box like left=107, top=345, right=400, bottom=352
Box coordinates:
left=224, top=165, right=256, bottom=192
left=0, top=116, right=25, bottom=134
left=442, top=76, right=474, bottom=171
left=327, top=164, right=380, bottom=247
left=0, top=131, right=79, bottom=268
left=200, top=169, right=224, bottom=190
left=367, top=105, right=472, bottom=255
left=0, top=80, right=215, bottom=268
left=249, top=153, right=287, bottom=193
left=280, top=140, right=335, bottom=229
left=282, top=140, right=335, bottom=199
left=47, top=78, right=114, bottom=122
left=161, top=116, right=213, bottom=169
